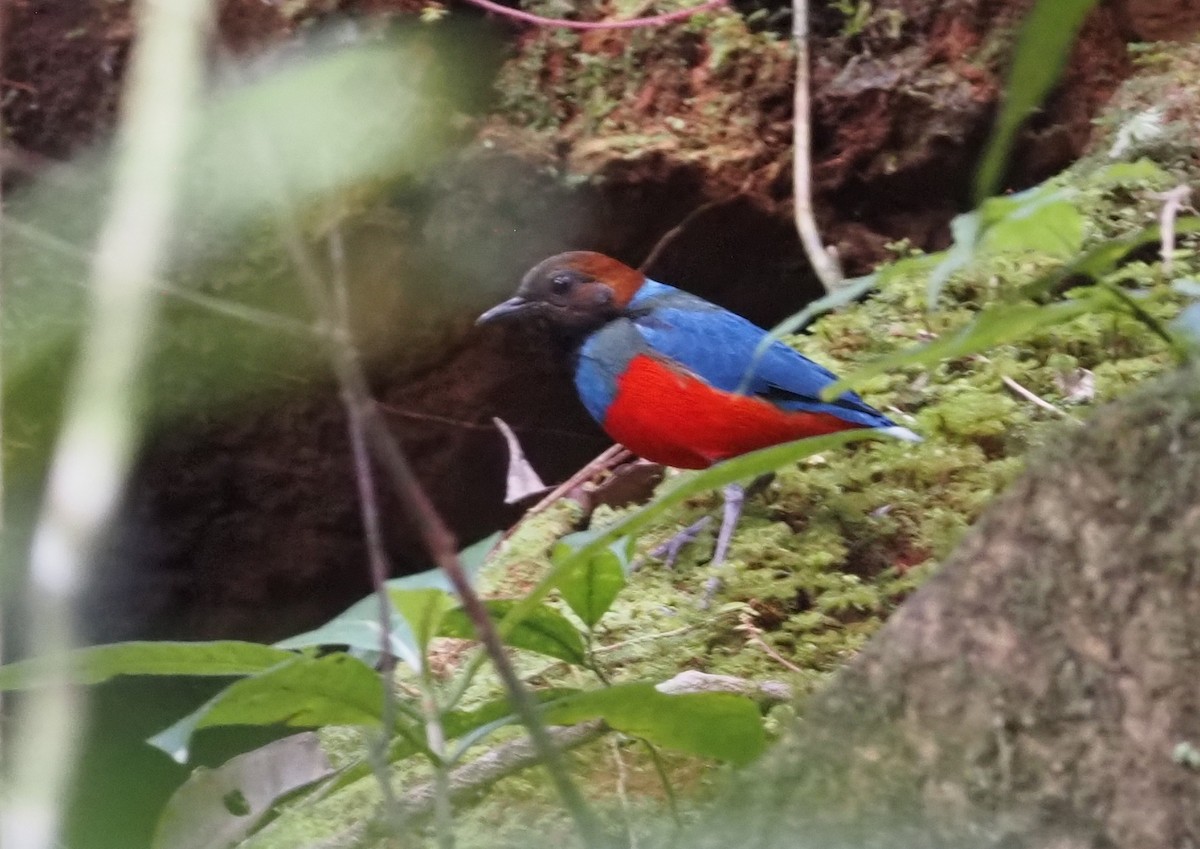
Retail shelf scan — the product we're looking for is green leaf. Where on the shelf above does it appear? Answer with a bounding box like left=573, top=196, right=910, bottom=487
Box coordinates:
left=927, top=186, right=1084, bottom=307
left=927, top=210, right=981, bottom=306
left=541, top=683, right=766, bottom=766
left=439, top=600, right=587, bottom=666
left=1086, top=159, right=1170, bottom=188
left=384, top=531, right=502, bottom=594
left=149, top=654, right=384, bottom=763
left=390, top=588, right=455, bottom=654
left=974, top=0, right=1100, bottom=201
left=977, top=189, right=1083, bottom=259
left=824, top=297, right=1100, bottom=397
left=275, top=595, right=422, bottom=670
left=274, top=533, right=501, bottom=667
left=0, top=641, right=296, bottom=691
left=553, top=532, right=630, bottom=627
left=1020, top=217, right=1200, bottom=301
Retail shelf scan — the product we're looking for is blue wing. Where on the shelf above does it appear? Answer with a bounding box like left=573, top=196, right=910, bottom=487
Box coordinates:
left=627, top=280, right=894, bottom=428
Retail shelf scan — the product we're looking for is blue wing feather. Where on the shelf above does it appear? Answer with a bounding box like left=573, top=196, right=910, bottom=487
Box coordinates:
left=627, top=280, right=894, bottom=428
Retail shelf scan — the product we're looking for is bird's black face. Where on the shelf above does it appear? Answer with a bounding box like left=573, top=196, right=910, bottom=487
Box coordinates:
left=477, top=252, right=624, bottom=339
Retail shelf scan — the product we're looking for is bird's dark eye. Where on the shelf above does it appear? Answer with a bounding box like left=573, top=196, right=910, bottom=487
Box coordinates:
left=550, top=273, right=573, bottom=295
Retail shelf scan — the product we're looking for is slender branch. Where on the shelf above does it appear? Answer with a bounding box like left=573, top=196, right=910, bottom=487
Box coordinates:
left=5, top=216, right=326, bottom=339
left=1, top=3, right=213, bottom=849
left=638, top=197, right=735, bottom=273
left=359, top=410, right=609, bottom=845
left=1000, top=375, right=1080, bottom=423
left=325, top=226, right=405, bottom=821
left=457, top=0, right=727, bottom=30
left=791, top=0, right=842, bottom=293
left=1154, top=184, right=1194, bottom=275
left=516, top=444, right=630, bottom=529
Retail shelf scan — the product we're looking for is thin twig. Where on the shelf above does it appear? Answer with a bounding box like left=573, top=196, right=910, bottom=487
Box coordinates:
left=522, top=444, right=630, bottom=520
left=638, top=197, right=736, bottom=273
left=1154, top=184, right=1194, bottom=275
left=359, top=410, right=610, bottom=845
left=5, top=216, right=326, bottom=339
left=325, top=226, right=405, bottom=821
left=458, top=0, right=727, bottom=30
left=2, top=4, right=213, bottom=849
left=737, top=611, right=806, bottom=675
left=791, top=0, right=842, bottom=293
left=611, top=737, right=637, bottom=849
left=1000, top=375, right=1080, bottom=423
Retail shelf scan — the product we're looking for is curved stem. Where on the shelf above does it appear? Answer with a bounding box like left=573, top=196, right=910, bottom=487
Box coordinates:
left=458, top=0, right=727, bottom=30
left=792, top=0, right=843, bottom=293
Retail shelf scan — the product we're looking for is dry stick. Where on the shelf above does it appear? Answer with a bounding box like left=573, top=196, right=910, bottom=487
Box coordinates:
left=458, top=0, right=727, bottom=30
left=2, top=3, right=213, bottom=849
left=1000, top=375, right=1080, bottom=423
left=791, top=0, right=842, bottom=294
left=359, top=409, right=609, bottom=846
left=638, top=197, right=736, bottom=273
left=1156, top=184, right=1194, bottom=275
left=323, top=227, right=405, bottom=822
left=327, top=233, right=453, bottom=847
left=520, top=444, right=630, bottom=521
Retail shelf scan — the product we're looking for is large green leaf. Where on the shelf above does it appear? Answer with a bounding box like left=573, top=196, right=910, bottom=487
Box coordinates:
left=0, top=641, right=295, bottom=691
left=977, top=188, right=1084, bottom=259
left=1021, top=217, right=1200, bottom=301
left=823, top=297, right=1100, bottom=397
left=275, top=594, right=423, bottom=669
left=553, top=531, right=631, bottom=628
left=149, top=654, right=384, bottom=763
left=927, top=185, right=1085, bottom=306
left=439, top=600, right=586, bottom=666
left=541, top=683, right=766, bottom=766
left=274, top=532, right=501, bottom=667
left=974, top=0, right=1100, bottom=201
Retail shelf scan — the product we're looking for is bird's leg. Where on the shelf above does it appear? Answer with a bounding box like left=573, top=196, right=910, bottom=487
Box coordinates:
left=711, top=482, right=744, bottom=567
left=701, top=482, right=745, bottom=607
left=642, top=516, right=712, bottom=570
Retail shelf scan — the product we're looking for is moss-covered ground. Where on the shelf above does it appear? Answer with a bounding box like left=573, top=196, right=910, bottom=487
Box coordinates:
left=238, top=40, right=1200, bottom=849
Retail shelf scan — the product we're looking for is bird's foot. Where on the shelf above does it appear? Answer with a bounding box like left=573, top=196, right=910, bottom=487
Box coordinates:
left=646, top=516, right=712, bottom=569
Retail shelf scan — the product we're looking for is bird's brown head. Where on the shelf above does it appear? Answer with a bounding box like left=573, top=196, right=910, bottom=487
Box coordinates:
left=477, top=251, right=646, bottom=338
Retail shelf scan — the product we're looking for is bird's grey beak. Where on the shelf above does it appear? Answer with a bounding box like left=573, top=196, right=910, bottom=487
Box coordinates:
left=477, top=296, right=533, bottom=325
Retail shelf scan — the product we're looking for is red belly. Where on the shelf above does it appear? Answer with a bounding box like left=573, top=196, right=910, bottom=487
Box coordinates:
left=601, top=354, right=862, bottom=469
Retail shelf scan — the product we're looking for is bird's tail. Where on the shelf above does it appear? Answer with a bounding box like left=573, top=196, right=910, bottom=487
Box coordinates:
left=880, top=425, right=922, bottom=442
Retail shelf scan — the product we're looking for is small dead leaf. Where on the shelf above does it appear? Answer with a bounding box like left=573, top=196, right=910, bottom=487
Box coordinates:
left=493, top=417, right=548, bottom=504
left=1054, top=368, right=1095, bottom=403
left=152, top=733, right=333, bottom=849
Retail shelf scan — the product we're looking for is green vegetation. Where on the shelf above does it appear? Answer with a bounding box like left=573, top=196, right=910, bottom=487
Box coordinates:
left=6, top=0, right=1200, bottom=843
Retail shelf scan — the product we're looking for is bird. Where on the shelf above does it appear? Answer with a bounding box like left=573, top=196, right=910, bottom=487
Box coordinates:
left=478, top=251, right=919, bottom=568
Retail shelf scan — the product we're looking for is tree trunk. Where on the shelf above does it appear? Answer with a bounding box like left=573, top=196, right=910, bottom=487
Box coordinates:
left=700, top=365, right=1200, bottom=849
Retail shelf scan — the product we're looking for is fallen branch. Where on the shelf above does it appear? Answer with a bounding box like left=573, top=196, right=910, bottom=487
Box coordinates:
left=1001, top=375, right=1080, bottom=423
